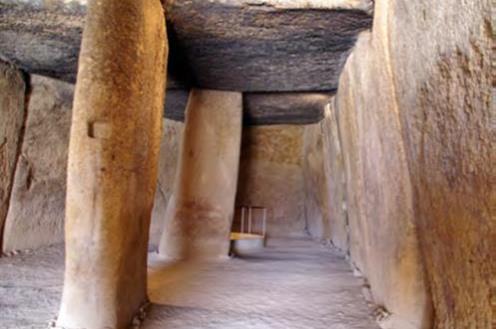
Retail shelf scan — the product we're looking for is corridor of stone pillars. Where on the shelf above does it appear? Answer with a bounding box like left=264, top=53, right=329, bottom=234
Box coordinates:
left=0, top=1, right=494, bottom=329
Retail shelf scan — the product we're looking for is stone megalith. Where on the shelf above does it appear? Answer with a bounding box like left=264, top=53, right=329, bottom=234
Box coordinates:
left=56, top=0, right=167, bottom=328
left=159, top=89, right=242, bottom=260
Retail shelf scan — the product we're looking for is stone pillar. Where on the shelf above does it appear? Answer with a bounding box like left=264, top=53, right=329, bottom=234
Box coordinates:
left=56, top=0, right=167, bottom=328
left=159, top=89, right=242, bottom=260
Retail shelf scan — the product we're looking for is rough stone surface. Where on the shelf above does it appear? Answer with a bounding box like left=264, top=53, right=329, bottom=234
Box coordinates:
left=159, top=89, right=242, bottom=260
left=321, top=105, right=348, bottom=251
left=0, top=72, right=185, bottom=252
left=335, top=35, right=433, bottom=327
left=2, top=75, right=72, bottom=252
left=152, top=122, right=311, bottom=241
left=166, top=0, right=372, bottom=91
left=306, top=0, right=494, bottom=328
left=0, top=239, right=381, bottom=329
left=243, top=93, right=332, bottom=125
left=57, top=0, right=167, bottom=328
left=0, top=0, right=184, bottom=89
left=302, top=107, right=348, bottom=251
left=164, top=89, right=190, bottom=121
left=167, top=91, right=332, bottom=125
left=236, top=125, right=307, bottom=237
left=386, top=1, right=495, bottom=327
left=301, top=122, right=330, bottom=239
left=149, top=119, right=184, bottom=250
left=0, top=0, right=372, bottom=92
left=0, top=60, right=25, bottom=248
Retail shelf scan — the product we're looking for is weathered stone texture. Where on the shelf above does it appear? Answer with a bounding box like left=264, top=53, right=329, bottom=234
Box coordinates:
left=0, top=76, right=184, bottom=253
left=335, top=29, right=432, bottom=329
left=159, top=89, right=242, bottom=260
left=236, top=125, right=307, bottom=237
left=243, top=93, right=331, bottom=125
left=321, top=105, right=348, bottom=252
left=0, top=72, right=184, bottom=252
left=57, top=0, right=167, bottom=327
left=149, top=119, right=184, bottom=250
left=302, top=122, right=330, bottom=240
left=387, top=1, right=495, bottom=327
left=0, top=61, right=25, bottom=249
left=0, top=0, right=372, bottom=92
left=0, top=0, right=84, bottom=82
left=308, top=0, right=494, bottom=328
left=166, top=0, right=372, bottom=92
left=164, top=89, right=189, bottom=122
left=168, top=91, right=332, bottom=125
left=303, top=105, right=348, bottom=251
left=2, top=75, right=71, bottom=252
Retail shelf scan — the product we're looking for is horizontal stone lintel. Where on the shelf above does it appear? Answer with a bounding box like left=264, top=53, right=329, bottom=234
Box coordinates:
left=165, top=90, right=332, bottom=125
left=0, top=0, right=372, bottom=92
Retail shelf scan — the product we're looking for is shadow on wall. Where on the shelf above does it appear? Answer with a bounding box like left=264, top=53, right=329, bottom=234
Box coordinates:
left=0, top=61, right=27, bottom=251
left=0, top=76, right=310, bottom=253
left=303, top=0, right=494, bottom=328
left=1, top=74, right=71, bottom=252
left=235, top=125, right=308, bottom=238
left=0, top=73, right=185, bottom=253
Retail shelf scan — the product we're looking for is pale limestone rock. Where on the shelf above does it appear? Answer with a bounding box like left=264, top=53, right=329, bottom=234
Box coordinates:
left=159, top=89, right=242, bottom=260
left=0, top=61, right=25, bottom=249
left=335, top=29, right=432, bottom=329
left=149, top=119, right=184, bottom=249
left=2, top=75, right=72, bottom=252
left=302, top=122, right=331, bottom=240
left=387, top=0, right=495, bottom=327
left=302, top=105, right=348, bottom=251
left=315, top=0, right=494, bottom=328
left=0, top=72, right=184, bottom=252
left=0, top=0, right=372, bottom=92
left=236, top=125, right=307, bottom=238
left=322, top=104, right=348, bottom=251
left=57, top=0, right=167, bottom=327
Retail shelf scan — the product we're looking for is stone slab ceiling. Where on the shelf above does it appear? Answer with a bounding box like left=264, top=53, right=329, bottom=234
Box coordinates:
left=165, top=90, right=332, bottom=125
left=0, top=0, right=372, bottom=91
left=0, top=0, right=372, bottom=123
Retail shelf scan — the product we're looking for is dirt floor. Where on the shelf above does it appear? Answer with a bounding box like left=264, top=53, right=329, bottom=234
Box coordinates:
left=0, top=238, right=379, bottom=329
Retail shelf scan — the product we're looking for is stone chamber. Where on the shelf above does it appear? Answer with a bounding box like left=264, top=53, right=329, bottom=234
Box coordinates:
left=0, top=1, right=494, bottom=329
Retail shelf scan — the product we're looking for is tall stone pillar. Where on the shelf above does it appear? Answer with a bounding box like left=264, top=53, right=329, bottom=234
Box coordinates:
left=159, top=89, right=242, bottom=260
left=56, top=0, right=167, bottom=328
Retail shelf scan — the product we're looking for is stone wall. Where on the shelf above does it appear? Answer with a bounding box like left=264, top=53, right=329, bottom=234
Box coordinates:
left=0, top=74, right=183, bottom=252
left=152, top=122, right=309, bottom=242
left=303, top=106, right=348, bottom=251
left=388, top=1, right=494, bottom=327
left=3, top=75, right=72, bottom=252
left=0, top=61, right=26, bottom=250
left=302, top=122, right=331, bottom=240
left=305, top=0, right=494, bottom=328
left=337, top=29, right=432, bottom=329
left=148, top=119, right=183, bottom=250
left=0, top=76, right=309, bottom=249
left=235, top=125, right=307, bottom=237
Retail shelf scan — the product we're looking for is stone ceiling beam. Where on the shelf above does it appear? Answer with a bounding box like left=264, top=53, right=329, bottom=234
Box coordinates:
left=243, top=92, right=332, bottom=125
left=166, top=0, right=372, bottom=92
left=164, top=90, right=332, bottom=125
left=0, top=0, right=373, bottom=92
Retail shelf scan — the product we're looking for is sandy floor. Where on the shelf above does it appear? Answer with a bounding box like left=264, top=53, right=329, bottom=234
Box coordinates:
left=0, top=246, right=63, bottom=329
left=0, top=238, right=379, bottom=329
